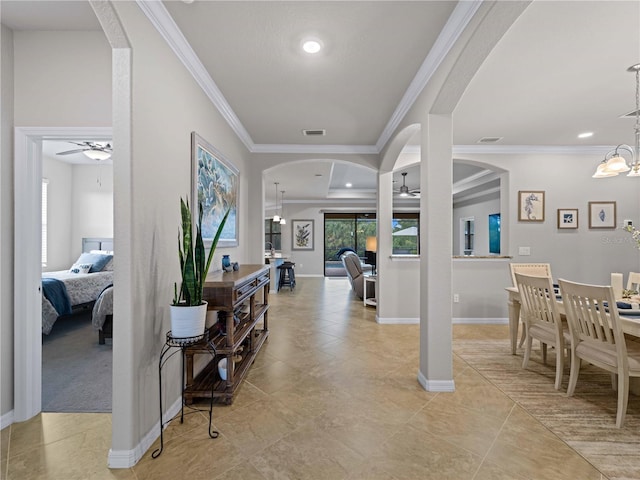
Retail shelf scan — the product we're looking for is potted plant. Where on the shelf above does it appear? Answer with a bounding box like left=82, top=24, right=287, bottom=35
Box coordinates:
left=171, top=197, right=230, bottom=338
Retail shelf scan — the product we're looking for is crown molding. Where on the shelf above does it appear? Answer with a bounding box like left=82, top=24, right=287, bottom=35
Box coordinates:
left=453, top=145, right=615, bottom=155
left=376, top=0, right=483, bottom=151
left=136, top=0, right=254, bottom=150
left=250, top=143, right=378, bottom=155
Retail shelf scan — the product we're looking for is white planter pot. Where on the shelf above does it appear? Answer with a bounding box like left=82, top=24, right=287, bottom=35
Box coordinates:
left=170, top=301, right=208, bottom=338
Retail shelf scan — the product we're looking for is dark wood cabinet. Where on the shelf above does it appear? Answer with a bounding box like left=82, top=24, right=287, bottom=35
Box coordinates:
left=183, top=264, right=270, bottom=404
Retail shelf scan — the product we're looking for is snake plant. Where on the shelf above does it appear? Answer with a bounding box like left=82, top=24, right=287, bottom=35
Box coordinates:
left=173, top=197, right=230, bottom=306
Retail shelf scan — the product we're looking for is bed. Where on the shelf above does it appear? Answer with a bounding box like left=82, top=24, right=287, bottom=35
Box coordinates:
left=92, top=285, right=113, bottom=344
left=41, top=238, right=114, bottom=335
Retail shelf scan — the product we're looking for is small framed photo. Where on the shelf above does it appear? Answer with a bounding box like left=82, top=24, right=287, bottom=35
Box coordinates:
left=557, top=208, right=578, bottom=229
left=292, top=220, right=314, bottom=250
left=518, top=191, right=545, bottom=222
left=589, top=201, right=617, bottom=229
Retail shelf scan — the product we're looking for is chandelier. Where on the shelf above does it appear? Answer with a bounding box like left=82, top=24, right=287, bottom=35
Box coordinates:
left=593, top=63, right=640, bottom=178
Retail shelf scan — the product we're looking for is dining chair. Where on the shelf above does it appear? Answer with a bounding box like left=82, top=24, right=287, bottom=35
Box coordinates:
left=627, top=272, right=640, bottom=292
left=510, top=263, right=553, bottom=348
left=558, top=278, right=640, bottom=428
left=515, top=272, right=570, bottom=390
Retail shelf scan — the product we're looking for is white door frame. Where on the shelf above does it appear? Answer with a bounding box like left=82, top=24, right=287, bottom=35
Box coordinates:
left=13, top=126, right=112, bottom=421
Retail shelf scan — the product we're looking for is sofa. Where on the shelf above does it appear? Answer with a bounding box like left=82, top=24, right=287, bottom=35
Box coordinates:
left=341, top=251, right=364, bottom=299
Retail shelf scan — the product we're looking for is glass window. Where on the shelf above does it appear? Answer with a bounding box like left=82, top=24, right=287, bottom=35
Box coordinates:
left=392, top=213, right=419, bottom=255
left=265, top=219, right=282, bottom=251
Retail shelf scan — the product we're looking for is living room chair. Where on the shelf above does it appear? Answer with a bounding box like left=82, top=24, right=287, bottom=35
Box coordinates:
left=515, top=273, right=570, bottom=390
left=559, top=278, right=640, bottom=427
left=341, top=251, right=364, bottom=299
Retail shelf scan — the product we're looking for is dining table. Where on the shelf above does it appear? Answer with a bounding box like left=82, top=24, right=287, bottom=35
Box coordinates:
left=505, top=286, right=640, bottom=355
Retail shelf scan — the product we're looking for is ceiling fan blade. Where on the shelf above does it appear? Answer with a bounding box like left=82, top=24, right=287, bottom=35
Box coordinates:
left=56, top=148, right=87, bottom=155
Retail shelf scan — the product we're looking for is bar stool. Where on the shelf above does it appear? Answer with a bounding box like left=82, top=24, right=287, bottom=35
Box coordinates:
left=277, top=262, right=296, bottom=291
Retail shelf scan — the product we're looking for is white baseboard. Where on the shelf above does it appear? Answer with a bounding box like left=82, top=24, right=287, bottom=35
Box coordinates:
left=1, top=410, right=14, bottom=430
left=376, top=316, right=419, bottom=324
left=417, top=371, right=455, bottom=392
left=453, top=317, right=508, bottom=324
left=108, top=397, right=182, bottom=468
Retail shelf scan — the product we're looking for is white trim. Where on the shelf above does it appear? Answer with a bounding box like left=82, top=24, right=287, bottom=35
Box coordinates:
left=136, top=0, right=254, bottom=151
left=376, top=0, right=482, bottom=151
left=417, top=371, right=455, bottom=392
left=452, top=317, right=508, bottom=324
left=108, top=397, right=182, bottom=468
left=251, top=144, right=378, bottom=155
left=0, top=410, right=14, bottom=430
left=389, top=254, right=420, bottom=261
left=376, top=316, right=419, bottom=324
left=13, top=127, right=112, bottom=423
left=453, top=144, right=615, bottom=156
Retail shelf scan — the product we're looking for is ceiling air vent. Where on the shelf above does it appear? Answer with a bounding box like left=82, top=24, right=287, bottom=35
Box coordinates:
left=477, top=136, right=503, bottom=144
left=302, top=129, right=326, bottom=136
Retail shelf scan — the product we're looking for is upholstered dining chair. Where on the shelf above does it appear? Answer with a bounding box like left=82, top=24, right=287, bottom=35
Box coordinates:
left=558, top=278, right=640, bottom=428
left=515, top=273, right=570, bottom=390
left=510, top=263, right=553, bottom=348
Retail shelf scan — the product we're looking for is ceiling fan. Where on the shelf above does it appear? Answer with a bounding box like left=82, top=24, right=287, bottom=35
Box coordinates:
left=56, top=141, right=112, bottom=160
left=394, top=172, right=420, bottom=197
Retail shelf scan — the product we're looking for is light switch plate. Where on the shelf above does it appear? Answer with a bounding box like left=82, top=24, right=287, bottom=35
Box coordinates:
left=519, top=246, right=531, bottom=256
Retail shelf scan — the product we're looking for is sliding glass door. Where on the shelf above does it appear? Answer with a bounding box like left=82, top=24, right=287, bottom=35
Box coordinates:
left=324, top=213, right=376, bottom=276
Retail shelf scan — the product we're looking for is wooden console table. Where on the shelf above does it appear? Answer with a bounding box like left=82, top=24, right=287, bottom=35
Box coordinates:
left=184, top=264, right=270, bottom=405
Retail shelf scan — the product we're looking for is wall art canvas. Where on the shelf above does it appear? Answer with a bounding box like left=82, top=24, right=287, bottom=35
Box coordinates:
left=588, top=201, right=616, bottom=229
left=292, top=220, right=314, bottom=250
left=518, top=190, right=545, bottom=222
left=557, top=208, right=578, bottom=229
left=191, top=132, right=239, bottom=247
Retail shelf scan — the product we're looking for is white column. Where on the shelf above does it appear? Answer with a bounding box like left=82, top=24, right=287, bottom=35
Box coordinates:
left=417, top=114, right=454, bottom=392
left=376, top=171, right=394, bottom=321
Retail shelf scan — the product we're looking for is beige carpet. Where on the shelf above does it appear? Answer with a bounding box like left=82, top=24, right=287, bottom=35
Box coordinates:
left=454, top=336, right=640, bottom=480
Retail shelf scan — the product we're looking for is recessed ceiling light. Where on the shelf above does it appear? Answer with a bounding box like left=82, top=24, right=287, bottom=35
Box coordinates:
left=345, top=183, right=352, bottom=188
left=578, top=132, right=594, bottom=139
left=302, top=39, right=322, bottom=54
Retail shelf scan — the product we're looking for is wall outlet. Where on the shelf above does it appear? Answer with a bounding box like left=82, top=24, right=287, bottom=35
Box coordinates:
left=625, top=219, right=633, bottom=227
left=298, top=264, right=302, bottom=269
left=518, top=246, right=531, bottom=256
left=453, top=294, right=460, bottom=303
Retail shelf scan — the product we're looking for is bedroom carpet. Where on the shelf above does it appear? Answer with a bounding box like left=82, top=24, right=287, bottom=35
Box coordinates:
left=41, top=311, right=112, bottom=413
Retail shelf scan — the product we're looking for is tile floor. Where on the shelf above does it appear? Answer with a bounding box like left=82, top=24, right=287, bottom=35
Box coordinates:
left=1, top=277, right=609, bottom=479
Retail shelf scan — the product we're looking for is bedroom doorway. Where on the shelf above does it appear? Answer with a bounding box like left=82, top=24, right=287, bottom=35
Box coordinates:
left=40, top=139, right=114, bottom=413
left=14, top=127, right=112, bottom=420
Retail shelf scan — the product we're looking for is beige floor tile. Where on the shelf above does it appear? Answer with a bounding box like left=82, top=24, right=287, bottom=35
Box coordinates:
left=367, top=424, right=482, bottom=479
left=485, top=405, right=603, bottom=480
left=212, top=462, right=267, bottom=480
left=472, top=459, right=531, bottom=480
left=7, top=421, right=133, bottom=480
left=250, top=423, right=365, bottom=480
left=1, top=425, right=10, bottom=464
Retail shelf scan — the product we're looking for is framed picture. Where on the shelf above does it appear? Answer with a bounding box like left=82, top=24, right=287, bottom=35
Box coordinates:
left=557, top=208, right=578, bottom=229
left=518, top=190, right=545, bottom=222
left=191, top=132, right=239, bottom=247
left=588, top=201, right=617, bottom=229
left=292, top=220, right=314, bottom=250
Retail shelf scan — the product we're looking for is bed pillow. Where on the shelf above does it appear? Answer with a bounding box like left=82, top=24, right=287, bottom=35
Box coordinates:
left=74, top=252, right=113, bottom=273
left=69, top=263, right=92, bottom=274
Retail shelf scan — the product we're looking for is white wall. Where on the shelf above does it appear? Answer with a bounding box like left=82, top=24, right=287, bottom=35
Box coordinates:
left=1, top=23, right=15, bottom=421
left=71, top=163, right=114, bottom=256
left=41, top=157, right=114, bottom=271
left=42, top=156, right=72, bottom=271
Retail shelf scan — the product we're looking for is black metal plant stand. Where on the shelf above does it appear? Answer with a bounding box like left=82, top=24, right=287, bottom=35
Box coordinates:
left=152, top=330, right=218, bottom=459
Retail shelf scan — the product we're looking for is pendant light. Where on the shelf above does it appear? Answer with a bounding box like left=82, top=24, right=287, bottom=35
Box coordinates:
left=593, top=63, right=640, bottom=178
left=272, top=182, right=281, bottom=222
left=279, top=190, right=286, bottom=225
